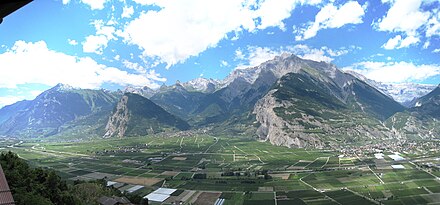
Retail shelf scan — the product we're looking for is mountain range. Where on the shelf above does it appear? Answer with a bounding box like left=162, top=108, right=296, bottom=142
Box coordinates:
left=0, top=54, right=438, bottom=148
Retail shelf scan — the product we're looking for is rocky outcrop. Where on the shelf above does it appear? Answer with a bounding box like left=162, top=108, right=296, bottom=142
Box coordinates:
left=104, top=93, right=190, bottom=138
left=254, top=90, right=324, bottom=148
left=104, top=95, right=130, bottom=138
left=253, top=69, right=402, bottom=148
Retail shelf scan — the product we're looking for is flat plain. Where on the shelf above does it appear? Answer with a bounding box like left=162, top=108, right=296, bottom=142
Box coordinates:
left=1, top=136, right=439, bottom=205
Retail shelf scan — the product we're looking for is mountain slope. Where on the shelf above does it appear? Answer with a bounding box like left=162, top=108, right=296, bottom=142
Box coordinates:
left=150, top=83, right=206, bottom=121
left=344, top=71, right=436, bottom=106
left=0, top=84, right=120, bottom=138
left=252, top=56, right=405, bottom=148
left=104, top=93, right=190, bottom=138
left=182, top=78, right=220, bottom=93
left=386, top=85, right=440, bottom=139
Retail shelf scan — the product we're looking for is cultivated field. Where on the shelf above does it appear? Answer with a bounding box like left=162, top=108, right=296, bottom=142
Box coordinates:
left=1, top=136, right=439, bottom=205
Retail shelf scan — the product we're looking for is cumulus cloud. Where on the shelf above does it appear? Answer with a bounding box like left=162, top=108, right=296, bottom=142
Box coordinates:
left=0, top=96, right=26, bottom=108
left=67, top=39, right=78, bottom=46
left=382, top=35, right=420, bottom=50
left=82, top=35, right=108, bottom=54
left=122, top=0, right=322, bottom=68
left=220, top=60, right=229, bottom=67
left=375, top=0, right=440, bottom=49
left=376, top=0, right=429, bottom=35
left=426, top=11, right=440, bottom=37
left=343, top=61, right=440, bottom=83
left=82, top=20, right=117, bottom=54
left=121, top=6, right=134, bottom=19
left=255, top=0, right=321, bottom=30
left=62, top=0, right=70, bottom=5
left=122, top=60, right=147, bottom=74
left=234, top=44, right=351, bottom=70
left=295, top=1, right=365, bottom=40
left=235, top=47, right=282, bottom=70
left=0, top=41, right=164, bottom=90
left=80, top=0, right=108, bottom=10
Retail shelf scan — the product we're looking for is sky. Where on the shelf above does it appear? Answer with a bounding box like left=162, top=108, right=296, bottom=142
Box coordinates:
left=0, top=0, right=440, bottom=107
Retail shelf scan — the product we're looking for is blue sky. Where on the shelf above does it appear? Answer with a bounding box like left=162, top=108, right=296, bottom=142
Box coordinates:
left=0, top=0, right=440, bottom=107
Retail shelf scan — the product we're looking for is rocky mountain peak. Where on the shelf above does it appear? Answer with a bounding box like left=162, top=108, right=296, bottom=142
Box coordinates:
left=182, top=78, right=220, bottom=93
left=51, top=83, right=74, bottom=92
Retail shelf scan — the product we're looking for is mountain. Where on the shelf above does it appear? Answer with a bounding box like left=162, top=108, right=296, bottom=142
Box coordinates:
left=0, top=84, right=120, bottom=138
left=252, top=55, right=405, bottom=148
left=377, top=83, right=437, bottom=107
left=124, top=86, right=156, bottom=98
left=1, top=54, right=435, bottom=148
left=104, top=93, right=190, bottom=138
left=181, top=78, right=220, bottom=93
left=386, top=85, right=440, bottom=139
left=0, top=100, right=32, bottom=125
left=344, top=71, right=436, bottom=106
left=149, top=83, right=206, bottom=122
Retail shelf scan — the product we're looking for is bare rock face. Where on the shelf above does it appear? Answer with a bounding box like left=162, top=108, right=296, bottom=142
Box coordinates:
left=254, top=90, right=324, bottom=148
left=253, top=71, right=400, bottom=148
left=104, top=95, right=129, bottom=138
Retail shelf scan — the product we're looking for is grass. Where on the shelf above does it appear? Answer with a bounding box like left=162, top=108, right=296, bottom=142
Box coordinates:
left=1, top=135, right=438, bottom=205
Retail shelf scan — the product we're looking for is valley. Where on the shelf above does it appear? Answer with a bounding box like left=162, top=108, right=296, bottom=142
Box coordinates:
left=1, top=135, right=439, bottom=205
left=1, top=54, right=440, bottom=204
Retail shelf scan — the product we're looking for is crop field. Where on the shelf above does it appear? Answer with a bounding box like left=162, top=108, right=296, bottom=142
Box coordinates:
left=1, top=136, right=440, bottom=204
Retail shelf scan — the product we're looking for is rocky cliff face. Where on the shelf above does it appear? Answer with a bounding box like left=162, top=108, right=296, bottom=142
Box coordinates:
left=254, top=90, right=324, bottom=148
left=104, top=95, right=130, bottom=138
left=252, top=65, right=402, bottom=148
left=104, top=93, right=190, bottom=138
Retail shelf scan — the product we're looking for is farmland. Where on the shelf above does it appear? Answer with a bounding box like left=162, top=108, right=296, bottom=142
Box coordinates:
left=0, top=136, right=439, bottom=204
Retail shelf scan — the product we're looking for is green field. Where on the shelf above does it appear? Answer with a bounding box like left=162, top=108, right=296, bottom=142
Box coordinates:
left=1, top=136, right=439, bottom=205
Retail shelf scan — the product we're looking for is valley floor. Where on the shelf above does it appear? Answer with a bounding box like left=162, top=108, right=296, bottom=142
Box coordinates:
left=1, top=136, right=439, bottom=205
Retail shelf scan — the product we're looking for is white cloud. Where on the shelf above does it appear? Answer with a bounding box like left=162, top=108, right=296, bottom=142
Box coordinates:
left=82, top=20, right=117, bottom=54
left=123, top=0, right=255, bottom=68
left=295, top=1, right=365, bottom=40
left=235, top=46, right=282, bottom=70
left=67, top=39, right=78, bottom=46
left=0, top=41, right=163, bottom=89
left=123, top=60, right=146, bottom=74
left=0, top=96, right=25, bottom=108
left=235, top=49, right=245, bottom=61
left=376, top=0, right=429, bottom=35
left=288, top=44, right=333, bottom=62
left=375, top=0, right=440, bottom=49
left=234, top=44, right=349, bottom=70
left=62, top=0, right=70, bottom=5
left=426, top=11, right=440, bottom=37
left=433, top=48, right=440, bottom=53
left=81, top=0, right=108, bottom=10
left=382, top=35, right=420, bottom=49
left=122, top=6, right=134, bottom=19
left=382, top=35, right=402, bottom=49
left=423, top=41, right=430, bottom=49
left=255, top=0, right=319, bottom=30
left=399, top=35, right=420, bottom=48
left=343, top=61, right=440, bottom=83
left=146, top=70, right=167, bottom=82
left=122, top=0, right=322, bottom=68
left=82, top=35, right=108, bottom=54
left=220, top=60, right=229, bottom=67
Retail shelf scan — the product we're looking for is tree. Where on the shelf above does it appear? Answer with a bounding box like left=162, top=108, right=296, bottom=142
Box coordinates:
left=140, top=198, right=149, bottom=205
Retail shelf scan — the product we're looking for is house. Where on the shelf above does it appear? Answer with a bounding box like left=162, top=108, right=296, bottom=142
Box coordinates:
left=0, top=164, right=14, bottom=205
